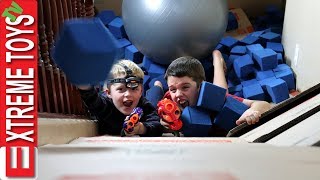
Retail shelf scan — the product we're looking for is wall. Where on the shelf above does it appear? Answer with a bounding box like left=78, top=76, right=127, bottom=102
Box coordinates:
left=282, top=0, right=320, bottom=91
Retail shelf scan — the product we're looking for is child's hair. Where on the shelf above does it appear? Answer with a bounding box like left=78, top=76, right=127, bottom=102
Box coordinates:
left=164, top=56, right=205, bottom=87
left=104, top=59, right=144, bottom=89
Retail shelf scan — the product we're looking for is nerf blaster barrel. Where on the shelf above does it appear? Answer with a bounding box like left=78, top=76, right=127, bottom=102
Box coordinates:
left=157, top=98, right=183, bottom=131
left=123, top=107, right=143, bottom=133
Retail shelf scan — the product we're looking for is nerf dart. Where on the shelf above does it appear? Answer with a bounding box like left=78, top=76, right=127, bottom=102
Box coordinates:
left=123, top=107, right=143, bottom=133
left=157, top=98, right=183, bottom=131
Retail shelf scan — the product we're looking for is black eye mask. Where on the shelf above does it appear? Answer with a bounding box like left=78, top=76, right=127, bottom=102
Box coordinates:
left=107, top=63, right=143, bottom=89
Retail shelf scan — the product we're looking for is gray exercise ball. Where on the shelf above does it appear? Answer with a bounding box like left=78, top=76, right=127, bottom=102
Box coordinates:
left=122, top=0, right=228, bottom=65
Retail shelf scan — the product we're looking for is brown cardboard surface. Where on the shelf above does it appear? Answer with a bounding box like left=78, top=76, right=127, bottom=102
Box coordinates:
left=38, top=118, right=97, bottom=146
left=39, top=138, right=320, bottom=180
left=224, top=8, right=254, bottom=40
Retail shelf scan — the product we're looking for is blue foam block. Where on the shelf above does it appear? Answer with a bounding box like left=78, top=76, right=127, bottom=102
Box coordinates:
left=148, top=75, right=168, bottom=92
left=246, top=44, right=264, bottom=57
left=125, top=45, right=143, bottom=64
left=241, top=79, right=259, bottom=87
left=240, top=35, right=259, bottom=45
left=228, top=84, right=243, bottom=94
left=117, top=38, right=131, bottom=59
left=266, top=42, right=284, bottom=53
left=148, top=63, right=166, bottom=79
left=277, top=53, right=283, bottom=64
left=231, top=46, right=247, bottom=55
left=143, top=74, right=151, bottom=95
left=242, top=84, right=265, bottom=100
left=181, top=107, right=212, bottom=137
left=142, top=56, right=153, bottom=70
left=108, top=17, right=127, bottom=39
left=196, top=82, right=227, bottom=112
left=214, top=96, right=249, bottom=131
left=215, top=44, right=228, bottom=54
left=265, top=78, right=289, bottom=103
left=274, top=69, right=296, bottom=90
left=233, top=54, right=255, bottom=79
left=250, top=30, right=265, bottom=37
left=273, top=64, right=290, bottom=72
left=255, top=70, right=275, bottom=81
left=52, top=18, right=120, bottom=85
left=97, top=10, right=116, bottom=26
left=253, top=48, right=278, bottom=71
left=220, top=36, right=239, bottom=50
left=260, top=32, right=281, bottom=43
left=227, top=55, right=240, bottom=71
left=258, top=77, right=278, bottom=90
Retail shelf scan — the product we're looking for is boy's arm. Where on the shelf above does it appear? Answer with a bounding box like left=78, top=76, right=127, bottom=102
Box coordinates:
left=212, top=50, right=228, bottom=92
left=139, top=98, right=163, bottom=137
left=236, top=99, right=272, bottom=125
left=77, top=85, right=113, bottom=121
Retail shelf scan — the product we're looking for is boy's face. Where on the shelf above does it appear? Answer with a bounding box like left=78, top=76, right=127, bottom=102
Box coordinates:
left=106, top=75, right=143, bottom=115
left=167, top=76, right=200, bottom=109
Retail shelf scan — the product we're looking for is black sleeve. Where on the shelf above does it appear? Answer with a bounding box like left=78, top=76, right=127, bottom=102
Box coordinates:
left=78, top=87, right=113, bottom=122
left=139, top=97, right=163, bottom=137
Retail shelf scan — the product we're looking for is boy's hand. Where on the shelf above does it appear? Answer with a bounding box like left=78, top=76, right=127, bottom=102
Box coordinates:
left=124, top=122, right=146, bottom=136
left=212, top=50, right=227, bottom=73
left=236, top=109, right=261, bottom=125
left=160, top=119, right=174, bottom=133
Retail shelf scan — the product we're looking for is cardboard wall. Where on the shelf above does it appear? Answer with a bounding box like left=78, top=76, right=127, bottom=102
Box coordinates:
left=282, top=0, right=320, bottom=91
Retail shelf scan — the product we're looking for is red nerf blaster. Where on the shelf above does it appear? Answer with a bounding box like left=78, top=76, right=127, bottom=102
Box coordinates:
left=157, top=98, right=183, bottom=131
left=123, top=107, right=143, bottom=133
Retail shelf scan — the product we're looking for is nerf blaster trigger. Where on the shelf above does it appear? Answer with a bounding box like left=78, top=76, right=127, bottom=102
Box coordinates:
left=157, top=98, right=183, bottom=131
left=123, top=107, right=143, bottom=133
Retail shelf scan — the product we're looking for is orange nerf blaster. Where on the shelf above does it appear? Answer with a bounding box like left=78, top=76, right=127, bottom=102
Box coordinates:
left=157, top=98, right=183, bottom=131
left=123, top=107, right=143, bottom=133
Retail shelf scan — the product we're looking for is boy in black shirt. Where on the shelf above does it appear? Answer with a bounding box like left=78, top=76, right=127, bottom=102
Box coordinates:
left=78, top=60, right=162, bottom=137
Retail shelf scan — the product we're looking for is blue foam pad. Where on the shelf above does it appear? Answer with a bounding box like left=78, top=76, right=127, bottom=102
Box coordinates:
left=246, top=44, right=264, bottom=57
left=52, top=18, right=120, bottom=85
left=242, top=84, right=265, bottom=100
left=253, top=48, right=278, bottom=71
left=240, top=35, right=259, bottom=45
left=273, top=64, right=290, bottom=72
left=117, top=38, right=131, bottom=59
left=97, top=10, right=116, bottom=26
left=274, top=69, right=296, bottom=90
left=142, top=56, right=153, bottom=70
left=255, top=70, right=275, bottom=81
left=125, top=45, right=143, bottom=64
left=231, top=46, right=247, bottom=55
left=181, top=107, right=212, bottom=137
left=220, top=36, right=239, bottom=50
left=266, top=42, right=284, bottom=53
left=199, top=58, right=214, bottom=83
left=148, top=75, right=168, bottom=92
left=108, top=17, right=127, bottom=39
left=241, top=79, right=259, bottom=87
left=196, top=82, right=227, bottom=112
left=265, top=78, right=289, bottom=103
left=277, top=53, right=283, bottom=64
left=148, top=63, right=166, bottom=79
left=214, top=96, right=249, bottom=131
left=233, top=54, right=255, bottom=79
